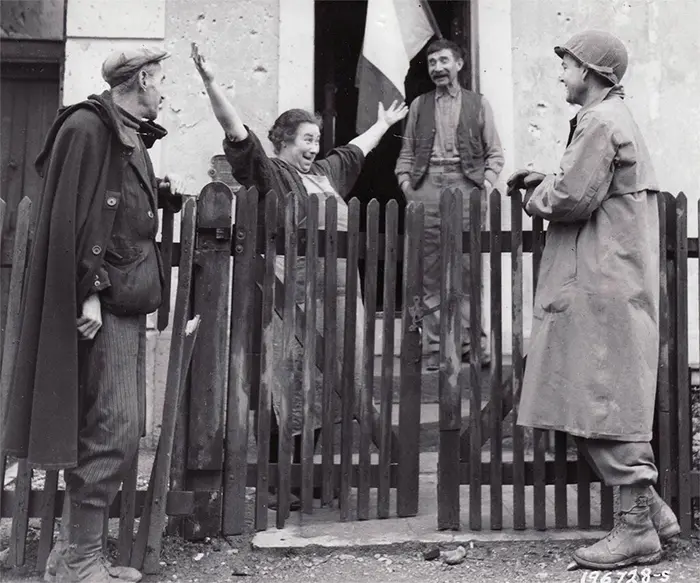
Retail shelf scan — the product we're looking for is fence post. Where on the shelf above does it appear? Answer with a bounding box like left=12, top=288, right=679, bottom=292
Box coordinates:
left=398, top=202, right=423, bottom=519
left=184, top=182, right=232, bottom=539
left=674, top=192, right=692, bottom=535
left=223, top=186, right=259, bottom=535
left=654, top=193, right=673, bottom=505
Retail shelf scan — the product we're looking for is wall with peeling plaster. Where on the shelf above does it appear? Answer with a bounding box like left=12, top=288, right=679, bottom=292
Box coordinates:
left=511, top=0, right=700, bottom=357
left=512, top=0, right=700, bottom=213
left=0, top=0, right=65, bottom=39
left=160, top=0, right=280, bottom=189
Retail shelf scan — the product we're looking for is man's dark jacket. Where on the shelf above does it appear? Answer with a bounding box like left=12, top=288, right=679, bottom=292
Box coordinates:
left=2, top=91, right=176, bottom=469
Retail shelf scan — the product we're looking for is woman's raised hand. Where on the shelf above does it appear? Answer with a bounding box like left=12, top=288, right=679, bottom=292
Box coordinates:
left=377, top=100, right=409, bottom=126
left=191, top=42, right=216, bottom=84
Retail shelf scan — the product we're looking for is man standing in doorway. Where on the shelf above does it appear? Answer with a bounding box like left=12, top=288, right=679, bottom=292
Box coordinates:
left=509, top=30, right=680, bottom=569
left=395, top=39, right=504, bottom=370
left=3, top=47, right=185, bottom=582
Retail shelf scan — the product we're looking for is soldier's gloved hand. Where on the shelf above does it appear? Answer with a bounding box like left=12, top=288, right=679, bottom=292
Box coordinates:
left=507, top=169, right=530, bottom=191
left=523, top=171, right=546, bottom=188
left=507, top=169, right=546, bottom=194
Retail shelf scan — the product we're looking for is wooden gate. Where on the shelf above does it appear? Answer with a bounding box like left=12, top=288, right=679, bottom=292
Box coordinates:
left=432, top=187, right=699, bottom=535
left=177, top=183, right=426, bottom=536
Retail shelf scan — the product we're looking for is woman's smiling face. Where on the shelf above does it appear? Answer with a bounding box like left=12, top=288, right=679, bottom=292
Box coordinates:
left=278, top=122, right=321, bottom=173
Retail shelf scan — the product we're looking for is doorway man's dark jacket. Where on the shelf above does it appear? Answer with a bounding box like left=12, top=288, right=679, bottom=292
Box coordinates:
left=2, top=91, right=179, bottom=469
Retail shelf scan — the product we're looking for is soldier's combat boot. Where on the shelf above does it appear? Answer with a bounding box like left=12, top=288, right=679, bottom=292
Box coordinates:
left=648, top=486, right=681, bottom=542
left=573, top=486, right=662, bottom=570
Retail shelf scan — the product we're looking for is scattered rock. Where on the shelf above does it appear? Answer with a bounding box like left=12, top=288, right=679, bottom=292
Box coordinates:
left=337, top=553, right=356, bottom=561
left=0, top=547, right=9, bottom=568
left=232, top=566, right=252, bottom=577
left=443, top=545, right=467, bottom=566
left=193, top=552, right=204, bottom=562
left=423, top=547, right=440, bottom=561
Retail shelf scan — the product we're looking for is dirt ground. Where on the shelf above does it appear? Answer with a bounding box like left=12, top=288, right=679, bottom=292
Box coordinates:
left=2, top=488, right=700, bottom=583
left=2, top=528, right=700, bottom=583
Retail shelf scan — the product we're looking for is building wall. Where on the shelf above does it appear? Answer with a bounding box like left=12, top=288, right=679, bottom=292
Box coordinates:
left=161, top=0, right=281, bottom=189
left=0, top=0, right=65, bottom=39
left=511, top=0, right=700, bottom=359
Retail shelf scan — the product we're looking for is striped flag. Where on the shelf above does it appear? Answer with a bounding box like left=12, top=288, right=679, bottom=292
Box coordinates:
left=355, top=0, right=439, bottom=133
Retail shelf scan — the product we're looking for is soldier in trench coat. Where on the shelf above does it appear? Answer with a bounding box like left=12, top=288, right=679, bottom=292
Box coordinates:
left=509, top=31, right=680, bottom=570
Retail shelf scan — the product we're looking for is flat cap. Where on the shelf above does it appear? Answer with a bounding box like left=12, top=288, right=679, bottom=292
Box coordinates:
left=102, top=46, right=170, bottom=87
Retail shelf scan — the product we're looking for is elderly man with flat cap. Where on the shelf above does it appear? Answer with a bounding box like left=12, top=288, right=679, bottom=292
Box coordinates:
left=508, top=31, right=680, bottom=570
left=3, top=46, right=185, bottom=582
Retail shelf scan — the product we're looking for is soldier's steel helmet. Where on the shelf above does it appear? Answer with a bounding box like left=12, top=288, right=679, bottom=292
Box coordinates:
left=554, top=30, right=628, bottom=85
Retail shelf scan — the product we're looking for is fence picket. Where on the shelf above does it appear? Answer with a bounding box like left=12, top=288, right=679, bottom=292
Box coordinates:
left=340, top=198, right=361, bottom=521
left=3, top=198, right=34, bottom=566
left=117, top=452, right=139, bottom=565
left=9, top=460, right=31, bottom=566
left=600, top=484, right=614, bottom=530
left=359, top=199, right=379, bottom=520
left=255, top=194, right=278, bottom=530
left=378, top=200, right=398, bottom=519
left=577, top=456, right=591, bottom=529
left=469, top=188, right=483, bottom=531
left=664, top=192, right=680, bottom=518
left=157, top=207, right=175, bottom=331
left=301, top=195, right=319, bottom=515
left=554, top=432, right=568, bottom=528
left=489, top=189, right=503, bottom=530
left=36, top=470, right=59, bottom=572
left=321, top=197, right=338, bottom=507
left=531, top=211, right=546, bottom=531
left=398, top=202, right=423, bottom=519
left=0, top=197, right=4, bottom=352
left=137, top=199, right=199, bottom=574
left=437, top=189, right=462, bottom=531
left=510, top=190, right=526, bottom=530
left=277, top=193, right=297, bottom=528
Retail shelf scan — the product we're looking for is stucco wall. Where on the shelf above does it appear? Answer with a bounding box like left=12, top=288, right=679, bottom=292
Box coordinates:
left=512, top=0, right=700, bottom=359
left=512, top=0, right=700, bottom=210
left=161, top=0, right=280, bottom=191
left=1, top=0, right=65, bottom=39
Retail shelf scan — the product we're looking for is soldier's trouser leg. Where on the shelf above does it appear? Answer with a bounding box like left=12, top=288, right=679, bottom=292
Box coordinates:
left=572, top=438, right=669, bottom=568
left=575, top=438, right=658, bottom=486
left=574, top=437, right=679, bottom=543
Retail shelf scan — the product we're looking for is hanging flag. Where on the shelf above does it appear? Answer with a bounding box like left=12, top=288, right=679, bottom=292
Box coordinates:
left=355, top=0, right=440, bottom=133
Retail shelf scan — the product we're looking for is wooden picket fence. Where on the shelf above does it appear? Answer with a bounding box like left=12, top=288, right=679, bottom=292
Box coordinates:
left=1, top=185, right=698, bottom=571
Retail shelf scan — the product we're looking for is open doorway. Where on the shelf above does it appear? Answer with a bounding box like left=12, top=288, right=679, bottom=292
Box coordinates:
left=314, top=0, right=474, bottom=309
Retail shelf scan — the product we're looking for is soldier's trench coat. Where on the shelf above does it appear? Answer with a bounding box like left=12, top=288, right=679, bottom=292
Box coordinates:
left=517, top=86, right=660, bottom=442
